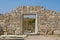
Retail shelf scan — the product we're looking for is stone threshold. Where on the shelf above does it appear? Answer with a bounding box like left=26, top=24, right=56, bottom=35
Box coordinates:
left=0, top=35, right=27, bottom=39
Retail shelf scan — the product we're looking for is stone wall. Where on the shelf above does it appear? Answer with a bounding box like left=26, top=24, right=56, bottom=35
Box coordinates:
left=0, top=6, right=60, bottom=35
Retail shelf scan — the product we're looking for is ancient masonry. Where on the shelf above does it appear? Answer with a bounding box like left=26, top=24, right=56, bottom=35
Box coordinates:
left=0, top=6, right=60, bottom=35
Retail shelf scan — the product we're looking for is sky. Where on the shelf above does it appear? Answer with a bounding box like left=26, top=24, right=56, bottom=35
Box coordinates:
left=24, top=15, right=36, bottom=18
left=0, top=0, right=60, bottom=14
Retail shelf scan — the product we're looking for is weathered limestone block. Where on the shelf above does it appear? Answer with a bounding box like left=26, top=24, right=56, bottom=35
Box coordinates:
left=54, top=30, right=60, bottom=35
left=15, top=28, right=21, bottom=35
left=48, top=31, right=53, bottom=35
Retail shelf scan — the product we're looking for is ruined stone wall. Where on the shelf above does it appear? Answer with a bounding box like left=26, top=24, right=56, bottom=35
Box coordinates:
left=0, top=6, right=60, bottom=35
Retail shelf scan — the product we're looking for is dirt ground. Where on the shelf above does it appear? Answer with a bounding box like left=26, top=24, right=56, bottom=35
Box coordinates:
left=25, top=35, right=60, bottom=40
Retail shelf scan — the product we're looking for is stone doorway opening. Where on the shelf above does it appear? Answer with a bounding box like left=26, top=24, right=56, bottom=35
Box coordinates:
left=22, top=14, right=37, bottom=34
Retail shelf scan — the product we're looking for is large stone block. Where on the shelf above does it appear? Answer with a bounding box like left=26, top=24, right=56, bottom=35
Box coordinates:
left=54, top=30, right=60, bottom=35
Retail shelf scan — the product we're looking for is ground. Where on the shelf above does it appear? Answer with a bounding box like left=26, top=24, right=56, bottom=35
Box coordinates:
left=0, top=35, right=60, bottom=40
left=25, top=35, right=60, bottom=40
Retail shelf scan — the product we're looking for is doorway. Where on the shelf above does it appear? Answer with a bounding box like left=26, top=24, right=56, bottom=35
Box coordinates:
left=22, top=14, right=37, bottom=34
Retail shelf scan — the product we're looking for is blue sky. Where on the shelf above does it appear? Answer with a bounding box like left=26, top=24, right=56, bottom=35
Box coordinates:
left=24, top=15, right=36, bottom=18
left=0, top=0, right=60, bottom=14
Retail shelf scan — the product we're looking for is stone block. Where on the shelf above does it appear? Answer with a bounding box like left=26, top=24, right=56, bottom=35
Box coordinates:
left=54, top=30, right=60, bottom=35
